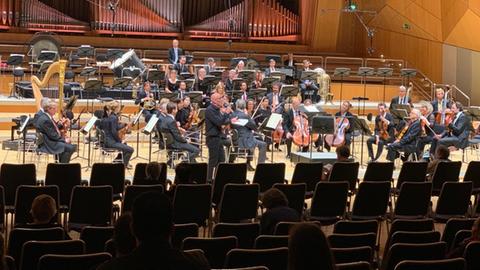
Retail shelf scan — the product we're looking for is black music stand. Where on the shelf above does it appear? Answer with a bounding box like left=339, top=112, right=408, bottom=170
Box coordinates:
left=146, top=69, right=164, bottom=83
left=400, top=68, right=417, bottom=86
left=180, top=72, right=194, bottom=80
left=311, top=116, right=335, bottom=154
left=37, top=51, right=57, bottom=62
left=390, top=104, right=411, bottom=119
left=7, top=54, right=24, bottom=98
left=80, top=116, right=99, bottom=170
left=186, top=91, right=203, bottom=104
left=142, top=114, right=159, bottom=162
left=377, top=67, right=393, bottom=103
left=265, top=55, right=281, bottom=63
left=248, top=88, right=267, bottom=101
left=112, top=77, right=132, bottom=103
left=77, top=45, right=95, bottom=67
left=122, top=67, right=141, bottom=79
left=158, top=92, right=177, bottom=101
left=130, top=109, right=147, bottom=162
left=209, top=70, right=223, bottom=78
left=230, top=57, right=248, bottom=68
left=84, top=79, right=103, bottom=113
left=270, top=71, right=285, bottom=81
left=261, top=77, right=279, bottom=89
left=280, top=85, right=299, bottom=99
left=17, top=115, right=30, bottom=164
left=232, top=78, right=245, bottom=90
left=80, top=66, right=97, bottom=81
left=203, top=75, right=221, bottom=87
left=358, top=67, right=374, bottom=115
left=231, top=90, right=245, bottom=101
left=238, top=70, right=255, bottom=83
left=106, top=49, right=125, bottom=61
left=465, top=107, right=480, bottom=121
left=259, top=113, right=283, bottom=163
left=333, top=68, right=351, bottom=110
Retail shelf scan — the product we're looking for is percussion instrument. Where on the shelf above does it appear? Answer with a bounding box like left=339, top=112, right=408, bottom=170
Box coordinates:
left=110, top=49, right=145, bottom=78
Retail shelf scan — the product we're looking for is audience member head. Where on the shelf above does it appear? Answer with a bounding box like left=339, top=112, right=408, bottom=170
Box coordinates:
left=336, top=145, right=350, bottom=161
left=145, top=161, right=163, bottom=182
left=132, top=191, right=173, bottom=244
left=30, top=194, right=57, bottom=225
left=288, top=223, right=336, bottom=270
left=435, top=145, right=450, bottom=160
left=113, top=213, right=136, bottom=257
left=262, top=188, right=289, bottom=210
left=174, top=162, right=193, bottom=185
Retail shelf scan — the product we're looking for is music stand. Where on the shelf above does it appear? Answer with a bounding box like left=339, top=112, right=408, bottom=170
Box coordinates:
left=77, top=45, right=95, bottom=66
left=38, top=60, right=53, bottom=74
left=112, top=77, right=132, bottom=102
left=377, top=67, right=393, bottom=102
left=280, top=85, right=299, bottom=98
left=80, top=116, right=98, bottom=169
left=311, top=116, right=335, bottom=154
left=333, top=68, right=351, bottom=110
left=353, top=116, right=372, bottom=166
left=83, top=79, right=103, bottom=113
left=106, top=49, right=125, bottom=61
left=248, top=88, right=267, bottom=101
left=142, top=114, right=160, bottom=162
left=358, top=67, right=374, bottom=115
left=209, top=70, right=223, bottom=78
left=390, top=104, right=411, bottom=121
left=465, top=107, right=480, bottom=121
left=203, top=75, right=221, bottom=87
left=80, top=66, right=97, bottom=78
left=238, top=70, right=255, bottom=83
left=230, top=57, right=248, bottom=68
left=231, top=90, right=245, bottom=101
left=180, top=72, right=194, bottom=80
left=186, top=91, right=203, bottom=104
left=146, top=69, right=164, bottom=82
left=37, top=51, right=57, bottom=62
left=400, top=68, right=417, bottom=86
left=7, top=54, right=24, bottom=98
left=260, top=112, right=283, bottom=163
left=122, top=67, right=141, bottom=79
left=158, top=92, right=177, bottom=101
left=231, top=78, right=244, bottom=91
left=261, top=77, right=279, bottom=89
left=270, top=71, right=285, bottom=81
left=265, top=55, right=281, bottom=63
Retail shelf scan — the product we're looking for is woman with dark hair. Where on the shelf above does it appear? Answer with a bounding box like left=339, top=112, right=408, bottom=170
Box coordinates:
left=260, top=188, right=300, bottom=235
left=288, top=223, right=336, bottom=270
left=113, top=213, right=136, bottom=258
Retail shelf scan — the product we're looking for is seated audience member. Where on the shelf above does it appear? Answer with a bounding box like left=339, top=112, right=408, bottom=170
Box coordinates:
left=29, top=194, right=58, bottom=227
left=133, top=161, right=165, bottom=187
left=288, top=223, right=336, bottom=270
left=426, top=144, right=451, bottom=178
left=113, top=213, right=136, bottom=258
left=322, top=145, right=351, bottom=181
left=260, top=188, right=301, bottom=235
left=448, top=217, right=480, bottom=258
left=97, top=192, right=210, bottom=270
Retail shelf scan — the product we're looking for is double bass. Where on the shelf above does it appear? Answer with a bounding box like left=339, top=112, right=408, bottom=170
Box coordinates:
left=324, top=116, right=350, bottom=147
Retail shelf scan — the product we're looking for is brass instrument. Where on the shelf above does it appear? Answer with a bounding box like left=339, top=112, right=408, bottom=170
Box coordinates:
left=143, top=97, right=156, bottom=110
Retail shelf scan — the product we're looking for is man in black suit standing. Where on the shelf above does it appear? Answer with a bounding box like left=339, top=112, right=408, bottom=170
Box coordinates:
left=36, top=99, right=76, bottom=163
left=231, top=99, right=267, bottom=170
left=205, top=57, right=216, bottom=74
left=390, top=84, right=412, bottom=108
left=386, top=108, right=422, bottom=162
left=264, top=58, right=277, bottom=77
left=160, top=102, right=199, bottom=164
left=168, top=39, right=183, bottom=64
left=366, top=103, right=395, bottom=162
left=205, top=92, right=236, bottom=181
left=135, top=81, right=158, bottom=122
left=430, top=102, right=471, bottom=157
left=266, top=82, right=284, bottom=114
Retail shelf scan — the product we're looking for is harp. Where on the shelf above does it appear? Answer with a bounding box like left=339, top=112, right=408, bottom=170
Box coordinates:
left=30, top=59, right=67, bottom=119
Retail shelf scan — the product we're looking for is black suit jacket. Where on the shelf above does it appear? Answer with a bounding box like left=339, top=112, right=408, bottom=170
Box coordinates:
left=443, top=112, right=471, bottom=148
left=374, top=113, right=395, bottom=138
left=232, top=110, right=258, bottom=149
left=282, top=109, right=295, bottom=134
left=225, top=79, right=234, bottom=91
left=173, top=63, right=189, bottom=74
left=36, top=112, right=66, bottom=154
left=267, top=92, right=284, bottom=114
left=400, top=119, right=421, bottom=146
left=33, top=109, right=45, bottom=129
left=161, top=115, right=187, bottom=146
left=431, top=99, right=451, bottom=114
left=168, top=47, right=184, bottom=64
left=390, top=96, right=412, bottom=107
left=205, top=104, right=230, bottom=138
left=102, top=114, right=123, bottom=144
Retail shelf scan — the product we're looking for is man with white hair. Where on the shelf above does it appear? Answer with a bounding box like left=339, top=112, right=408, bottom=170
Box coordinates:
left=386, top=108, right=422, bottom=162
left=33, top=97, right=50, bottom=128
left=390, top=85, right=412, bottom=108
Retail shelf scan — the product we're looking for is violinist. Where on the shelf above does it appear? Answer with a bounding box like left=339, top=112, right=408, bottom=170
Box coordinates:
left=430, top=102, right=471, bottom=157
left=386, top=109, right=422, bottom=162
left=35, top=99, right=76, bottom=163
left=417, top=101, right=437, bottom=159
left=325, top=101, right=353, bottom=152
left=255, top=98, right=271, bottom=125
left=252, top=70, right=263, bottom=89
left=431, top=87, right=451, bottom=126
left=175, top=97, right=190, bottom=128
left=267, top=82, right=284, bottom=114
left=101, top=101, right=134, bottom=168
left=235, top=81, right=249, bottom=103
left=135, top=81, right=158, bottom=122
left=225, top=69, right=237, bottom=92
left=283, top=97, right=308, bottom=158
left=366, top=103, right=394, bottom=162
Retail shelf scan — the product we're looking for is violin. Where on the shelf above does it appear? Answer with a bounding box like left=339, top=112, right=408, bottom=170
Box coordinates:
left=378, top=115, right=390, bottom=141
left=324, top=116, right=349, bottom=147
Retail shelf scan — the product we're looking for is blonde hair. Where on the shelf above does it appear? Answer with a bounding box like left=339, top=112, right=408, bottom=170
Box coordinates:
left=435, top=88, right=445, bottom=94
left=106, top=101, right=120, bottom=114
left=213, top=82, right=225, bottom=95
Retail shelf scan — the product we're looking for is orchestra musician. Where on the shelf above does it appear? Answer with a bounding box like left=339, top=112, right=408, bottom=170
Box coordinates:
left=160, top=102, right=199, bottom=164
left=173, top=55, right=189, bottom=74
left=225, top=69, right=237, bottom=92
left=264, top=58, right=277, bottom=77
left=235, top=60, right=245, bottom=72
left=135, top=81, right=159, bottom=122
left=213, top=82, right=226, bottom=96
left=35, top=99, right=76, bottom=163
left=246, top=99, right=255, bottom=117
left=366, top=102, right=394, bottom=162
left=235, top=81, right=249, bottom=103
left=101, top=101, right=134, bottom=168
left=176, top=96, right=192, bottom=129
left=205, top=92, right=236, bottom=181
left=284, top=53, right=296, bottom=68
left=432, top=87, right=451, bottom=114
left=390, top=85, right=412, bottom=108
left=176, top=81, right=188, bottom=99
left=165, top=69, right=179, bottom=93
left=230, top=99, right=267, bottom=170
left=417, top=101, right=436, bottom=159
left=206, top=57, right=217, bottom=74
left=252, top=70, right=263, bottom=89
left=255, top=98, right=271, bottom=126
left=386, top=108, right=422, bottom=162
left=33, top=97, right=50, bottom=128
left=324, top=101, right=353, bottom=152
left=283, top=97, right=308, bottom=158
left=430, top=102, right=471, bottom=157
left=267, top=82, right=284, bottom=114
left=195, top=68, right=210, bottom=95
left=299, top=59, right=319, bottom=103
left=168, top=39, right=184, bottom=64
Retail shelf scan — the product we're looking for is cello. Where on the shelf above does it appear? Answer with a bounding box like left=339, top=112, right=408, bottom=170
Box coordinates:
left=292, top=111, right=319, bottom=147
left=324, top=116, right=350, bottom=147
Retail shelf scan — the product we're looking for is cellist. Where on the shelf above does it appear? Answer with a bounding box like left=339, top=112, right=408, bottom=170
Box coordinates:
left=366, top=103, right=395, bottom=162
left=325, top=101, right=354, bottom=152
left=283, top=97, right=308, bottom=159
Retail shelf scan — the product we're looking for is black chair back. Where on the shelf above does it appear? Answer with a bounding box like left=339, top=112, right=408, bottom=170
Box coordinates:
left=45, top=163, right=81, bottom=207
left=351, top=181, right=390, bottom=219
left=396, top=161, right=427, bottom=188
left=463, top=161, right=480, bottom=194
left=328, top=233, right=376, bottom=250
left=310, top=182, right=349, bottom=225
left=172, top=223, right=198, bottom=249
left=332, top=246, right=373, bottom=265
left=389, top=231, right=441, bottom=247
left=272, top=183, right=306, bottom=215
left=173, top=184, right=211, bottom=226
left=122, top=185, right=164, bottom=214
left=451, top=230, right=472, bottom=252
left=252, top=163, right=286, bottom=193
left=14, top=185, right=60, bottom=226
left=254, top=235, right=289, bottom=249
left=431, top=161, right=461, bottom=195
left=90, top=163, right=125, bottom=197
left=382, top=242, right=447, bottom=270
left=464, top=241, right=480, bottom=270
left=333, top=220, right=378, bottom=235
left=291, top=162, right=322, bottom=193
left=132, top=162, right=167, bottom=185
left=7, top=227, right=65, bottom=263
left=435, top=182, right=473, bottom=221
left=175, top=162, right=208, bottom=184
left=0, top=163, right=36, bottom=206
left=79, top=226, right=114, bottom=254
left=212, top=163, right=247, bottom=205
left=225, top=247, right=288, bottom=270
left=394, top=258, right=466, bottom=270
left=213, top=223, right=260, bottom=249
left=394, top=182, right=432, bottom=219
left=38, top=253, right=112, bottom=270
left=441, top=218, right=476, bottom=253
left=328, top=162, right=359, bottom=192
left=0, top=186, right=5, bottom=230
left=218, top=184, right=259, bottom=223
left=68, top=186, right=113, bottom=231
left=336, top=261, right=372, bottom=270
left=363, top=161, right=394, bottom=182
left=273, top=221, right=321, bottom=236
left=182, top=236, right=238, bottom=269
left=20, top=240, right=85, bottom=270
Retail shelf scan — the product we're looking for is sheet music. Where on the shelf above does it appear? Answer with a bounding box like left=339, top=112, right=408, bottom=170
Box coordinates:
left=303, top=105, right=320, bottom=113
left=232, top=119, right=248, bottom=126
left=81, top=116, right=98, bottom=134
left=266, top=113, right=283, bottom=130
left=19, top=116, right=30, bottom=134
left=143, top=115, right=159, bottom=134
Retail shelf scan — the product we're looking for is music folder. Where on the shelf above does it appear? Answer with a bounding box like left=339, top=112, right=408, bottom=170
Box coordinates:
left=232, top=119, right=248, bottom=127
left=143, top=115, right=159, bottom=135
left=264, top=113, right=283, bottom=131
left=81, top=116, right=98, bottom=135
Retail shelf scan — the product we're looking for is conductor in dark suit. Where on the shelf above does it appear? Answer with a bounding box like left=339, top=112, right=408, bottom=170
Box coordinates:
left=386, top=109, right=422, bottom=162
left=160, top=102, right=199, bottom=163
left=35, top=99, right=76, bottom=163
left=367, top=102, right=395, bottom=161
left=167, top=39, right=184, bottom=64
left=266, top=82, right=284, bottom=114
left=135, top=81, right=159, bottom=122
left=430, top=102, right=471, bottom=157
left=390, top=85, right=412, bottom=108
left=205, top=93, right=236, bottom=181
left=231, top=99, right=267, bottom=170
